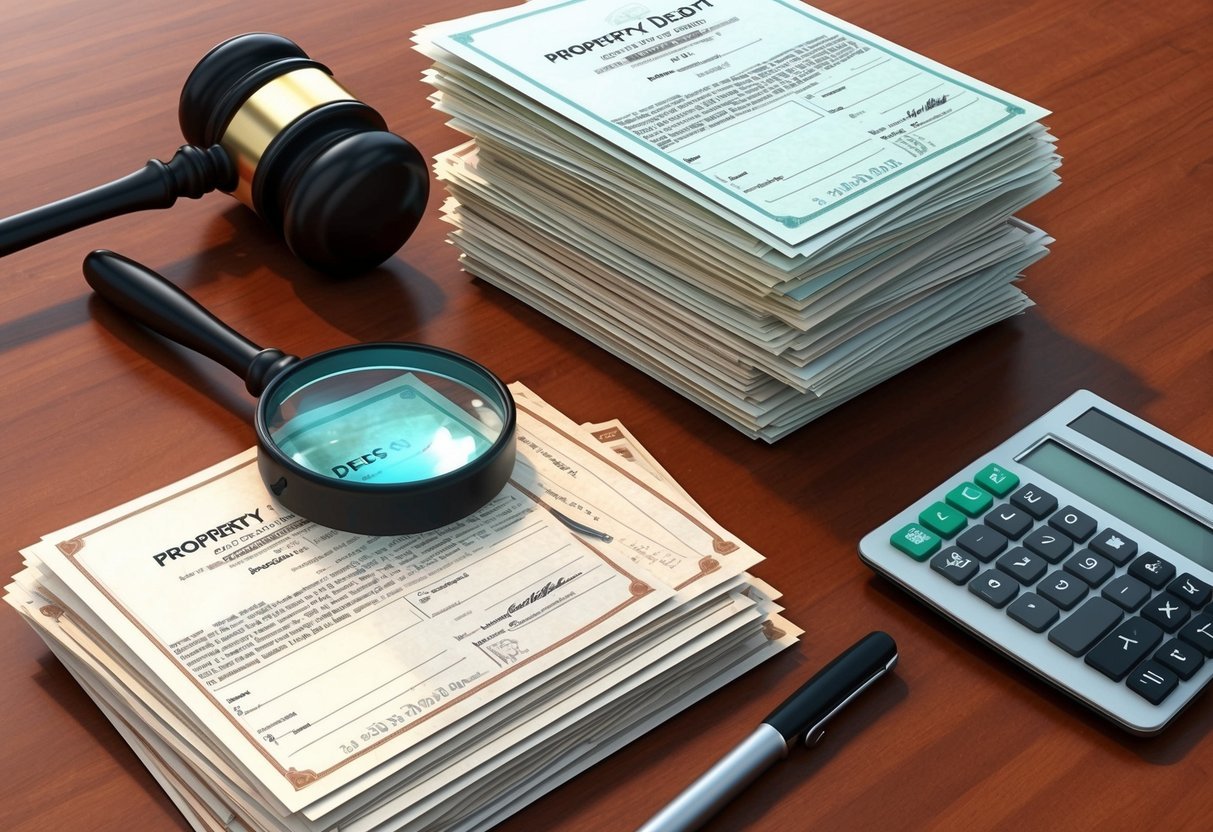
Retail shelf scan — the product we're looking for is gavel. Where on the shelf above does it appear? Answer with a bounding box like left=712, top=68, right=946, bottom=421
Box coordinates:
left=0, top=32, right=428, bottom=275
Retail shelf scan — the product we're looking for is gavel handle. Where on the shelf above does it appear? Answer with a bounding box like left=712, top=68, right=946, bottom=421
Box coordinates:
left=0, top=144, right=234, bottom=257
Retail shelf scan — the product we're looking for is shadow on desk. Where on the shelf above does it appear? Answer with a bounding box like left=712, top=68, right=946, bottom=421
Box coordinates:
left=169, top=208, right=447, bottom=345
left=0, top=204, right=444, bottom=357
left=719, top=310, right=1161, bottom=543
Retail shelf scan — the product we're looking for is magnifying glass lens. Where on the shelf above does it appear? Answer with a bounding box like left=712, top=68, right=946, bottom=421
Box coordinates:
left=261, top=348, right=509, bottom=487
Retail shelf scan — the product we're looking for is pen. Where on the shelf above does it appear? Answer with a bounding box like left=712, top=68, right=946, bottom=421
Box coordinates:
left=637, top=631, right=898, bottom=832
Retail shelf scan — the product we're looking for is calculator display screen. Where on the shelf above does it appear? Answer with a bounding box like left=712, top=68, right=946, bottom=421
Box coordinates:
left=1068, top=408, right=1213, bottom=503
left=1019, top=439, right=1213, bottom=569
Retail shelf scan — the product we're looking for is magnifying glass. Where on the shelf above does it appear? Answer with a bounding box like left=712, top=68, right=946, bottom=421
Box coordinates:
left=83, top=250, right=516, bottom=536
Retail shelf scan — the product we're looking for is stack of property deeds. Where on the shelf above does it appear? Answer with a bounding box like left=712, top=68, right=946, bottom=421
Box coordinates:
left=415, top=0, right=1060, bottom=440
left=6, top=383, right=797, bottom=832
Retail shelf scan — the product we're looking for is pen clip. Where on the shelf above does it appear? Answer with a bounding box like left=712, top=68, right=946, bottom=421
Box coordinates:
left=802, top=652, right=898, bottom=746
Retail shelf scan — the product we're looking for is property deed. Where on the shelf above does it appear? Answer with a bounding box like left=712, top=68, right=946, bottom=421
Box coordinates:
left=25, top=466, right=667, bottom=810
left=15, top=384, right=770, bottom=815
left=419, top=0, right=1049, bottom=247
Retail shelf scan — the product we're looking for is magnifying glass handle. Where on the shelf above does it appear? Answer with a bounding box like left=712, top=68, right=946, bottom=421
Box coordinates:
left=83, top=249, right=297, bottom=395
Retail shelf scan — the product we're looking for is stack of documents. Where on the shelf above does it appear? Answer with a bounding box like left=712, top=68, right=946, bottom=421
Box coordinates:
left=6, top=383, right=799, bottom=832
left=415, top=0, right=1060, bottom=440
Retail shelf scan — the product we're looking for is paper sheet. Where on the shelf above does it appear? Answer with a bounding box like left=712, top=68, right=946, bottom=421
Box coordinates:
left=416, top=0, right=1049, bottom=250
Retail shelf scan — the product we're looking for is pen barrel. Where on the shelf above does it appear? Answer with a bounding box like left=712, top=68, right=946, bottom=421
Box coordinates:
left=636, top=724, right=786, bottom=832
left=765, top=631, right=897, bottom=742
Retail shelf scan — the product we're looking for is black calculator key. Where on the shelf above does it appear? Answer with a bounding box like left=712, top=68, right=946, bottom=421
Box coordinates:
left=1088, top=528, right=1138, bottom=566
left=930, top=548, right=981, bottom=585
left=1168, top=573, right=1212, bottom=609
left=1127, top=661, right=1179, bottom=705
left=1063, top=551, right=1115, bottom=587
left=1128, top=553, right=1176, bottom=589
left=1010, top=484, right=1058, bottom=519
left=1178, top=613, right=1213, bottom=656
left=1048, top=597, right=1123, bottom=656
left=1141, top=593, right=1191, bottom=633
left=956, top=525, right=1008, bottom=562
left=968, top=571, right=1018, bottom=608
left=1022, top=526, right=1074, bottom=563
left=996, top=547, right=1047, bottom=584
left=1155, top=638, right=1206, bottom=680
left=1038, top=571, right=1088, bottom=610
left=984, top=504, right=1032, bottom=539
left=1102, top=574, right=1151, bottom=612
left=1085, top=618, right=1163, bottom=681
left=1007, top=593, right=1060, bottom=632
left=1048, top=506, right=1097, bottom=542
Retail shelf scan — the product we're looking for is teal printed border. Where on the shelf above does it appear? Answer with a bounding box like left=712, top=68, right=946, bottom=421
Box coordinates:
left=449, top=0, right=1026, bottom=230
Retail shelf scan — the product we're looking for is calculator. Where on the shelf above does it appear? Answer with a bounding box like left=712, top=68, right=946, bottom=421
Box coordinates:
left=859, top=390, right=1213, bottom=735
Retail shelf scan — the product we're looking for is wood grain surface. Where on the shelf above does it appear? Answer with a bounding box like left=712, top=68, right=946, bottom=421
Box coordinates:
left=0, top=0, right=1209, bottom=829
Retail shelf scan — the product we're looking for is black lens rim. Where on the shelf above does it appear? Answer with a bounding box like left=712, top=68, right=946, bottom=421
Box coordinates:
left=252, top=342, right=516, bottom=535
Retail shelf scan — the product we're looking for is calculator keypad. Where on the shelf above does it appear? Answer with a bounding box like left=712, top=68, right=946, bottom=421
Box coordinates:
left=985, top=504, right=1033, bottom=539
left=1102, top=575, right=1151, bottom=611
left=1127, top=662, right=1178, bottom=704
left=1170, top=574, right=1213, bottom=608
left=969, top=571, right=1017, bottom=608
left=1089, top=528, right=1138, bottom=565
left=883, top=463, right=1213, bottom=711
left=1048, top=506, right=1097, bottom=542
left=997, top=548, right=1047, bottom=584
left=1129, top=553, right=1176, bottom=589
left=1085, top=618, right=1162, bottom=681
left=1178, top=614, right=1213, bottom=655
left=1010, top=485, right=1057, bottom=518
left=1022, top=526, right=1073, bottom=562
left=1007, top=593, right=1059, bottom=632
left=1063, top=551, right=1114, bottom=586
left=957, top=525, right=1007, bottom=561
left=1156, top=639, right=1205, bottom=679
left=930, top=548, right=980, bottom=584
left=1141, top=594, right=1190, bottom=632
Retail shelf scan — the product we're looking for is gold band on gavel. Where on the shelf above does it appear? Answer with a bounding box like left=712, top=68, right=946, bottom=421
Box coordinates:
left=219, top=68, right=357, bottom=208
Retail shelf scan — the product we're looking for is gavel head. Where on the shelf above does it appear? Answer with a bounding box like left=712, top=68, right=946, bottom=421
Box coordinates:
left=179, top=33, right=428, bottom=275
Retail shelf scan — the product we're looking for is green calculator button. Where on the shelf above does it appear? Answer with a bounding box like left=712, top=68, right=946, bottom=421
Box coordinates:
left=974, top=463, right=1019, bottom=497
left=919, top=501, right=967, bottom=538
left=946, top=482, right=993, bottom=517
left=891, top=523, right=942, bottom=561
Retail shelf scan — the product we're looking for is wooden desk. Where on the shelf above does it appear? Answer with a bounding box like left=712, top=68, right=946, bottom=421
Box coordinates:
left=1, top=0, right=1209, bottom=828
